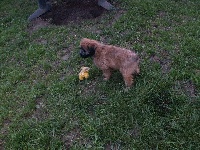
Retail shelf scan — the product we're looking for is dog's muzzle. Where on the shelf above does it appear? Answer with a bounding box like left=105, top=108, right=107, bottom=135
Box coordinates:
left=80, top=47, right=95, bottom=58
left=80, top=48, right=90, bottom=58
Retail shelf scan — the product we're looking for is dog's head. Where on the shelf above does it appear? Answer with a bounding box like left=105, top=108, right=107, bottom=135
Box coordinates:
left=80, top=38, right=98, bottom=58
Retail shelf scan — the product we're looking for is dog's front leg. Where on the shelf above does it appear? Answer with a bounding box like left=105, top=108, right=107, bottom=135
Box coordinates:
left=102, top=69, right=112, bottom=80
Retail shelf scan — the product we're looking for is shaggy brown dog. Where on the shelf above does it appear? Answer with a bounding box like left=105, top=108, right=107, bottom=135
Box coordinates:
left=80, top=38, right=140, bottom=87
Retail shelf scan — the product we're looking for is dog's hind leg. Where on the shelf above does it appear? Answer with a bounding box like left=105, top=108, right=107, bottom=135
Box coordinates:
left=122, top=74, right=133, bottom=87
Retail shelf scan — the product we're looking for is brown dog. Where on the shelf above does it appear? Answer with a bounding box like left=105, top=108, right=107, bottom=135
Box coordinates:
left=80, top=38, right=140, bottom=87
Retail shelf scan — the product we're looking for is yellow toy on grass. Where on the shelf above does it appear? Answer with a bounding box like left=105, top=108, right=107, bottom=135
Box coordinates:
left=79, top=67, right=90, bottom=80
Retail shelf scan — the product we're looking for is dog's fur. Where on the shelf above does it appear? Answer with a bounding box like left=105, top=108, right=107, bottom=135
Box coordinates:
left=80, top=38, right=140, bottom=87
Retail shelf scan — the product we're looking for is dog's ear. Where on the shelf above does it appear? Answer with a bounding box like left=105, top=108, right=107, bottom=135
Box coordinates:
left=80, top=39, right=98, bottom=58
left=80, top=46, right=96, bottom=58
left=87, top=40, right=97, bottom=50
left=87, top=40, right=97, bottom=54
left=80, top=38, right=98, bottom=50
left=88, top=46, right=96, bottom=56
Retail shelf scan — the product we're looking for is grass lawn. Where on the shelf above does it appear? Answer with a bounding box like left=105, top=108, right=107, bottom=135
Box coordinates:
left=0, top=0, right=200, bottom=149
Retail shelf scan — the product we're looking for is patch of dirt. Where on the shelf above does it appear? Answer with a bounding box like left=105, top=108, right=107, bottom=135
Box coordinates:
left=182, top=81, right=197, bottom=98
left=175, top=80, right=198, bottom=99
left=107, top=9, right=126, bottom=27
left=0, top=119, right=12, bottom=149
left=30, top=65, right=50, bottom=84
left=62, top=128, right=82, bottom=149
left=87, top=93, right=108, bottom=116
left=62, top=128, right=94, bottom=149
left=34, top=38, right=48, bottom=45
left=0, top=119, right=10, bottom=136
left=127, top=125, right=141, bottom=139
left=104, top=142, right=121, bottom=150
left=152, top=11, right=174, bottom=31
left=150, top=51, right=171, bottom=74
left=195, top=69, right=200, bottom=75
left=0, top=139, right=4, bottom=150
left=32, top=98, right=48, bottom=121
left=57, top=48, right=72, bottom=61
left=80, top=81, right=97, bottom=94
left=27, top=0, right=107, bottom=33
left=41, top=0, right=105, bottom=25
left=27, top=18, right=51, bottom=34
left=157, top=11, right=167, bottom=18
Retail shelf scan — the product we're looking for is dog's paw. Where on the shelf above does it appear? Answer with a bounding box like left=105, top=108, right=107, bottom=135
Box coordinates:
left=103, top=77, right=109, bottom=81
left=124, top=87, right=131, bottom=92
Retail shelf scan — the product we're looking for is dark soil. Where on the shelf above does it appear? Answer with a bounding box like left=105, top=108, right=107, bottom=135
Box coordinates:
left=41, top=0, right=105, bottom=25
left=0, top=119, right=11, bottom=149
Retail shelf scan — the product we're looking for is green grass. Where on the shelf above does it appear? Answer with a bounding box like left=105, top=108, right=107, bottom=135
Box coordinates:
left=0, top=0, right=200, bottom=149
